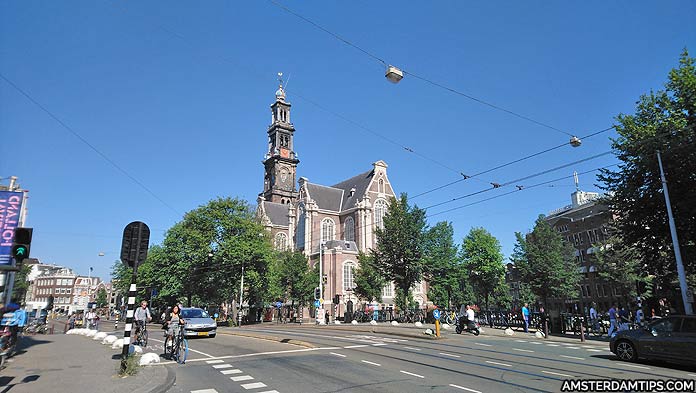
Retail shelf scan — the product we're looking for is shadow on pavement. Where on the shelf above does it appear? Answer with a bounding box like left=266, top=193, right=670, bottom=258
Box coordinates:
left=590, top=354, right=696, bottom=372
left=0, top=374, right=41, bottom=391
left=12, top=336, right=51, bottom=357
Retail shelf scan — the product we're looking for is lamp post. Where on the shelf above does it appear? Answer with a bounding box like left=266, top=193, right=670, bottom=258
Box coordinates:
left=83, top=266, right=93, bottom=328
left=238, top=262, right=244, bottom=328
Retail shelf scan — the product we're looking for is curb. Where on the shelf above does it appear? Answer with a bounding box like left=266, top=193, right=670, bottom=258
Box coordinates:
left=217, top=330, right=317, bottom=348
left=132, top=364, right=176, bottom=393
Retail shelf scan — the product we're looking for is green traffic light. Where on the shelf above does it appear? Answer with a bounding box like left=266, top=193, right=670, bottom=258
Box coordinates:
left=16, top=247, right=27, bottom=256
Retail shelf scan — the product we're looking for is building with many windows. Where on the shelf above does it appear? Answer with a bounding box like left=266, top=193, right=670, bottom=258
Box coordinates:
left=29, top=267, right=77, bottom=313
left=256, top=81, right=427, bottom=316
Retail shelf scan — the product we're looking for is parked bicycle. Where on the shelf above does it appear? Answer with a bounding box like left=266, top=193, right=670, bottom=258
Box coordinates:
left=164, top=325, right=188, bottom=364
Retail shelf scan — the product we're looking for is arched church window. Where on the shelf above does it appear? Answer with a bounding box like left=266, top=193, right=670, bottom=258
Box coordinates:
left=321, top=218, right=335, bottom=243
left=378, top=178, right=385, bottom=193
left=274, top=232, right=288, bottom=251
left=344, top=216, right=355, bottom=242
left=374, top=199, right=387, bottom=230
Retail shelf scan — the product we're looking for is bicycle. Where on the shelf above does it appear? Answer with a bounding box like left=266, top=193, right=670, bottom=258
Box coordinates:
left=164, top=324, right=188, bottom=364
left=442, top=310, right=457, bottom=325
left=133, top=320, right=148, bottom=347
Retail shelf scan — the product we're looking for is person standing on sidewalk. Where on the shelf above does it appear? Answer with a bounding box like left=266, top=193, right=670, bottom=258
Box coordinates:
left=522, top=303, right=530, bottom=333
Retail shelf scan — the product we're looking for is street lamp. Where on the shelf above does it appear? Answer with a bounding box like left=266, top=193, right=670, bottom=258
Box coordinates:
left=385, top=65, right=404, bottom=84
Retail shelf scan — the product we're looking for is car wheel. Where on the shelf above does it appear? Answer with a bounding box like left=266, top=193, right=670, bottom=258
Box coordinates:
left=615, top=340, right=638, bottom=361
left=209, top=334, right=216, bottom=338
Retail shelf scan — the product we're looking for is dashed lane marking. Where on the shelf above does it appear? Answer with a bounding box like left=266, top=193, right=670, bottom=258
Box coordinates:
left=439, top=352, right=461, bottom=358
left=514, top=340, right=527, bottom=343
left=191, top=390, right=218, bottom=393
left=560, top=355, right=584, bottom=360
left=449, top=384, right=481, bottom=393
left=212, top=364, right=233, bottom=369
left=546, top=344, right=560, bottom=347
left=241, top=382, right=267, bottom=390
left=513, top=348, right=534, bottom=353
left=344, top=344, right=369, bottom=349
left=230, top=375, right=255, bottom=382
left=485, top=360, right=511, bottom=367
left=361, top=360, right=381, bottom=366
left=586, top=349, right=602, bottom=352
left=474, top=343, right=492, bottom=347
left=542, top=370, right=574, bottom=378
left=330, top=352, right=346, bottom=357
left=220, top=369, right=243, bottom=375
left=257, top=391, right=279, bottom=393
left=372, top=343, right=388, bottom=346
left=206, top=360, right=224, bottom=364
left=565, top=347, right=580, bottom=350
left=403, top=346, right=421, bottom=351
left=529, top=342, right=542, bottom=345
left=400, top=370, right=425, bottom=378
left=618, top=364, right=650, bottom=370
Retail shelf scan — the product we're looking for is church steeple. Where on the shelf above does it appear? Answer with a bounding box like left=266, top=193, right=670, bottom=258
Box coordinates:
left=262, top=73, right=299, bottom=205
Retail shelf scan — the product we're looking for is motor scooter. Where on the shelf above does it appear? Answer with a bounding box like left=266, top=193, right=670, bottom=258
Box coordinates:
left=455, top=317, right=480, bottom=336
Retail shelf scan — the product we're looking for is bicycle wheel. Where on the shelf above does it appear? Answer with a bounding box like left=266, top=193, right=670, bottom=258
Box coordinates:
left=164, top=336, right=172, bottom=359
left=176, top=338, right=188, bottom=364
left=142, top=329, right=149, bottom=347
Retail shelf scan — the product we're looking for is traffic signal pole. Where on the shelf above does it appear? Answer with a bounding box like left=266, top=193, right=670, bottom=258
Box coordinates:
left=120, top=249, right=139, bottom=372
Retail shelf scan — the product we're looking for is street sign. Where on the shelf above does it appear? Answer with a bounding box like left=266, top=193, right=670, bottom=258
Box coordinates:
left=314, top=300, right=321, bottom=308
left=275, top=301, right=282, bottom=309
left=120, top=221, right=150, bottom=268
left=433, top=309, right=441, bottom=320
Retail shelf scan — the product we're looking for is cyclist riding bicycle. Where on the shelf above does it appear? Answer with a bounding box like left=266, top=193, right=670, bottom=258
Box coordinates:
left=134, top=300, right=152, bottom=343
left=163, top=304, right=186, bottom=342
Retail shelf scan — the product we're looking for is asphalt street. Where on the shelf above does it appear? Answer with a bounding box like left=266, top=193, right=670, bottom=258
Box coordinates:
left=135, top=325, right=696, bottom=393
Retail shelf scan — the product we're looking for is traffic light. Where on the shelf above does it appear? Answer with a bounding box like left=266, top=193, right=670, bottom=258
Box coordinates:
left=333, top=294, right=340, bottom=305
left=314, top=287, right=320, bottom=300
left=11, top=227, right=33, bottom=264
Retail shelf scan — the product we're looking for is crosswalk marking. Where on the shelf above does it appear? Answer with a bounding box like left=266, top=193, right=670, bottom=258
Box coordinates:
left=241, top=382, right=267, bottom=390
left=212, top=364, right=233, bottom=369
left=220, top=369, right=243, bottom=375
left=206, top=360, right=224, bottom=364
left=231, top=375, right=255, bottom=382
left=191, top=390, right=218, bottom=393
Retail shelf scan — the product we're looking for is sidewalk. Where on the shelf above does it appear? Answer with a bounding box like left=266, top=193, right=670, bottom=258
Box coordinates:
left=0, top=332, right=174, bottom=393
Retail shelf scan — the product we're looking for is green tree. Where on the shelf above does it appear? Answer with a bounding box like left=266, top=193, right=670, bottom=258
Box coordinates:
left=371, top=194, right=427, bottom=311
left=598, top=50, right=696, bottom=295
left=514, top=215, right=579, bottom=307
left=353, top=252, right=386, bottom=303
left=594, top=233, right=650, bottom=302
left=96, top=287, right=108, bottom=308
left=422, top=222, right=460, bottom=309
left=271, top=251, right=317, bottom=306
left=11, top=264, right=32, bottom=305
left=460, top=227, right=506, bottom=311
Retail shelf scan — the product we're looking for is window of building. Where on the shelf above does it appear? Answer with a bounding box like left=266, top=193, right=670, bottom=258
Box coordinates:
left=374, top=199, right=387, bottom=230
left=274, top=232, right=289, bottom=251
left=67, top=288, right=71, bottom=294
left=378, top=178, right=385, bottom=193
left=344, top=216, right=355, bottom=242
left=296, top=204, right=306, bottom=248
left=382, top=283, right=393, bottom=298
left=321, top=218, right=336, bottom=243
left=343, top=262, right=356, bottom=291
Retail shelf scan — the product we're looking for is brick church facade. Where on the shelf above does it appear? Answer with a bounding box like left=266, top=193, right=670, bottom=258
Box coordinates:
left=256, top=81, right=428, bottom=314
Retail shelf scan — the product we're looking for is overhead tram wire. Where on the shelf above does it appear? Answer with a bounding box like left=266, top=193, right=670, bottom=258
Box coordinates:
left=268, top=0, right=574, bottom=138
left=0, top=73, right=182, bottom=217
left=411, top=126, right=615, bottom=199
left=422, top=150, right=613, bottom=210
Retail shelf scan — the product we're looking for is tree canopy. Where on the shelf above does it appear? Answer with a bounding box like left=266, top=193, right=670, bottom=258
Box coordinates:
left=460, top=227, right=506, bottom=310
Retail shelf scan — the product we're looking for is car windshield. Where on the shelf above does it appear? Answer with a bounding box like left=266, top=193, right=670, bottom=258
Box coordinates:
left=182, top=309, right=209, bottom=319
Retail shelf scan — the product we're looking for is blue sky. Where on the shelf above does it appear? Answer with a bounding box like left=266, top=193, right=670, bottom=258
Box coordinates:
left=1, top=1, right=694, bottom=282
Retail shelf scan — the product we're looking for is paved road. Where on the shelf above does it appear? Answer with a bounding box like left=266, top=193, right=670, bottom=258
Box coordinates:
left=138, top=325, right=695, bottom=393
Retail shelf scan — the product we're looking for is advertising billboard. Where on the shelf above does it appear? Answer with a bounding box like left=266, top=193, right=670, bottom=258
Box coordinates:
left=0, top=191, right=24, bottom=266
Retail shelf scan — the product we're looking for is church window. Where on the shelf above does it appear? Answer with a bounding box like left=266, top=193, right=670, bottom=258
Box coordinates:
left=378, top=178, right=385, bottom=193
left=297, top=204, right=306, bottom=249
left=343, top=261, right=356, bottom=291
left=274, top=232, right=289, bottom=251
left=321, top=218, right=335, bottom=243
left=374, top=199, right=387, bottom=230
left=344, top=217, right=355, bottom=242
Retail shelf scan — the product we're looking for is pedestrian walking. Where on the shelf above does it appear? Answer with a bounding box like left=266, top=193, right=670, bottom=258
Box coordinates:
left=522, top=303, right=530, bottom=333
left=607, top=304, right=618, bottom=336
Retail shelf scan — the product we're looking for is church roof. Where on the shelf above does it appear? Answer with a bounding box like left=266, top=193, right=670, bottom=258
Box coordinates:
left=262, top=201, right=290, bottom=226
left=332, top=169, right=374, bottom=211
left=305, top=183, right=344, bottom=212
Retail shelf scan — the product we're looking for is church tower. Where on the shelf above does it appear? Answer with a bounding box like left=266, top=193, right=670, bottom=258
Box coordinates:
left=262, top=74, right=299, bottom=204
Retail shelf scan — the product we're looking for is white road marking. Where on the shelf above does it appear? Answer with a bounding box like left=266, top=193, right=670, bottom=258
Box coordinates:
left=439, top=352, right=461, bottom=358
left=257, top=391, right=279, bottom=393
left=515, top=340, right=527, bottom=343
left=449, top=384, right=482, bottom=393
left=191, top=390, right=218, bottom=393
left=372, top=343, right=388, bottom=346
left=149, top=337, right=215, bottom=358
left=565, top=347, right=580, bottom=350
left=151, top=347, right=335, bottom=365
left=330, top=352, right=346, bottom=357
left=241, top=382, right=267, bottom=390
left=486, top=360, right=512, bottom=367
left=689, top=374, right=696, bottom=377
left=560, top=355, right=585, bottom=360
left=212, top=364, right=233, bottom=369
left=619, top=363, right=650, bottom=370
left=474, top=343, right=492, bottom=347
left=361, top=360, right=381, bottom=366
left=546, top=344, right=560, bottom=347
left=230, top=375, right=254, bottom=382
left=529, top=342, right=542, bottom=345
left=220, top=369, right=243, bottom=375
left=586, top=349, right=602, bottom=352
left=513, top=348, right=534, bottom=353
left=542, top=370, right=574, bottom=377
left=403, top=346, right=421, bottom=351
left=344, top=344, right=369, bottom=349
left=206, top=360, right=224, bottom=364
left=400, top=370, right=424, bottom=378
